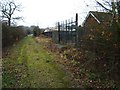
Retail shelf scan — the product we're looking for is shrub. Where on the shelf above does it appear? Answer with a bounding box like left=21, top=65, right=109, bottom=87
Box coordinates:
left=2, top=24, right=27, bottom=47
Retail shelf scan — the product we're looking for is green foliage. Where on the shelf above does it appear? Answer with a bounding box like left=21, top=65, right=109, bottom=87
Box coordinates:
left=87, top=72, right=97, bottom=81
left=33, top=26, right=41, bottom=37
left=2, top=38, right=29, bottom=88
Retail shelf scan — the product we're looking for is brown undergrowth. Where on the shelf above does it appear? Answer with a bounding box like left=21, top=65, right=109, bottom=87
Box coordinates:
left=36, top=35, right=118, bottom=88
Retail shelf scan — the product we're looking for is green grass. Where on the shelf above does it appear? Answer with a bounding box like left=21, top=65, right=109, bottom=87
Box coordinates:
left=2, top=37, right=29, bottom=88
left=2, top=36, right=71, bottom=88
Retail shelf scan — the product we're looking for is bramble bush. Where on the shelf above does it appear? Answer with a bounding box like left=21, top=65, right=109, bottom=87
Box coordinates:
left=79, top=22, right=120, bottom=88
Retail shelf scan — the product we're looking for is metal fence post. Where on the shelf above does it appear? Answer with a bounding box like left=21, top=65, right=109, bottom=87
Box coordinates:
left=66, top=20, right=67, bottom=44
left=75, top=13, right=78, bottom=47
left=58, top=22, right=60, bottom=43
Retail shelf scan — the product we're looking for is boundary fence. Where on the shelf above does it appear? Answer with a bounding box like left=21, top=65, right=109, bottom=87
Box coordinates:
left=43, top=13, right=84, bottom=47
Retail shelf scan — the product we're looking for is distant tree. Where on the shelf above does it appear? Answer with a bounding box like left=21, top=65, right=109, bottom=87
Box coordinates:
left=0, top=0, right=23, bottom=26
left=33, top=26, right=41, bottom=37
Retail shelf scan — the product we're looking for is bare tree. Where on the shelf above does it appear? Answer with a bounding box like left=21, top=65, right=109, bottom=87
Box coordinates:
left=0, top=0, right=23, bottom=26
left=95, top=0, right=120, bottom=22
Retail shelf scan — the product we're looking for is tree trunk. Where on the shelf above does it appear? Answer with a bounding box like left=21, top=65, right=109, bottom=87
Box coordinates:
left=117, top=1, right=120, bottom=23
left=8, top=18, right=11, bottom=26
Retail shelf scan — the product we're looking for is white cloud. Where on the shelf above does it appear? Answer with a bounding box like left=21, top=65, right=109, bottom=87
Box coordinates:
left=16, top=0, right=98, bottom=27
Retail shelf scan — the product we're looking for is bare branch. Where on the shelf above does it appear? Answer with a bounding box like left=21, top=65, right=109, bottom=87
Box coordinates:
left=12, top=16, right=22, bottom=19
left=95, top=0, right=112, bottom=12
left=0, top=0, right=23, bottom=26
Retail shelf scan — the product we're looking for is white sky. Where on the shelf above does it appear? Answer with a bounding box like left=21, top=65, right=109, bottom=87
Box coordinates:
left=5, top=0, right=104, bottom=28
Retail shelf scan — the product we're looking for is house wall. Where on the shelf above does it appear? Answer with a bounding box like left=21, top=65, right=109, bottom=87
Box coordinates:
left=83, top=14, right=110, bottom=41
left=83, top=14, right=100, bottom=40
left=82, top=13, right=111, bottom=51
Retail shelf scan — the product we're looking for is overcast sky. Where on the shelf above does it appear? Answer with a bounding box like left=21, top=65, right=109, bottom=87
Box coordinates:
left=2, top=0, right=105, bottom=28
